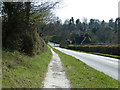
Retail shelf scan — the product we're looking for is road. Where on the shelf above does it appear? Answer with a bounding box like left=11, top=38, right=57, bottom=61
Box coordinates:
left=49, top=42, right=119, bottom=81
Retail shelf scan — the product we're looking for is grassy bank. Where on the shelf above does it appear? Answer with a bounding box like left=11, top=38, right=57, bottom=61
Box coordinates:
left=53, top=48, right=118, bottom=88
left=2, top=47, right=52, bottom=88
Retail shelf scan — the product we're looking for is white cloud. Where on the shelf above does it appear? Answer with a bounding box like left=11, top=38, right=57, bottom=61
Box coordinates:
left=54, top=0, right=119, bottom=23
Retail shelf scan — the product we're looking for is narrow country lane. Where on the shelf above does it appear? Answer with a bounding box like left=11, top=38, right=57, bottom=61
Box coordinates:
left=43, top=48, right=70, bottom=88
left=49, top=42, right=119, bottom=81
left=54, top=47, right=119, bottom=81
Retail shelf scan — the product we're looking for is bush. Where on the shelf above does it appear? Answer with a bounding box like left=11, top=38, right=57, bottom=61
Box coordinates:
left=67, top=45, right=120, bottom=55
left=5, top=29, right=47, bottom=56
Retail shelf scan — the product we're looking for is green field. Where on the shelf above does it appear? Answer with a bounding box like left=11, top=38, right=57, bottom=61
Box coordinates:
left=53, top=48, right=119, bottom=88
left=2, top=47, right=52, bottom=88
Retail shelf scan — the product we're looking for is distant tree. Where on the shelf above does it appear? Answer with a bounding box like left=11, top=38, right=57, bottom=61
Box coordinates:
left=50, top=17, right=119, bottom=46
left=82, top=18, right=88, bottom=32
left=114, top=17, right=120, bottom=44
left=75, top=19, right=82, bottom=31
left=69, top=17, right=74, bottom=24
left=101, top=20, right=105, bottom=26
left=89, top=19, right=100, bottom=33
left=69, top=17, right=75, bottom=31
left=76, top=19, right=80, bottom=24
left=109, top=18, right=114, bottom=27
left=115, top=18, right=120, bottom=33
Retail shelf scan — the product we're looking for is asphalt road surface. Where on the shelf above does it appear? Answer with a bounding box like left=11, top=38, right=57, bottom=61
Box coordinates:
left=49, top=42, right=119, bottom=81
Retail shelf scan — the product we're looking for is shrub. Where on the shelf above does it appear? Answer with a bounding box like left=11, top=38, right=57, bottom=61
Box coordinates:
left=67, top=45, right=120, bottom=55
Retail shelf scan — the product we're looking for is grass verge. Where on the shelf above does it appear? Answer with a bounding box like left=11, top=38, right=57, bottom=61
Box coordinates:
left=2, top=47, right=52, bottom=88
left=52, top=48, right=119, bottom=88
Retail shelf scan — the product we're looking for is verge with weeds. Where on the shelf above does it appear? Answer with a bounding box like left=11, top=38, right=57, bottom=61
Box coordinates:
left=2, top=47, right=52, bottom=88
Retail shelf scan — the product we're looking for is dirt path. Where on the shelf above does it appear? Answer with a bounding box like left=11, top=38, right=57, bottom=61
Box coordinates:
left=43, top=48, right=70, bottom=88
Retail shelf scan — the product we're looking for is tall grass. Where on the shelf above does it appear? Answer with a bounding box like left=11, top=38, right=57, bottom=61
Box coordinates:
left=2, top=47, right=52, bottom=88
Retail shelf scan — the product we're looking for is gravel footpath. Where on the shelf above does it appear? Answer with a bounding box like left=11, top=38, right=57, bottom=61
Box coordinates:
left=43, top=48, right=70, bottom=88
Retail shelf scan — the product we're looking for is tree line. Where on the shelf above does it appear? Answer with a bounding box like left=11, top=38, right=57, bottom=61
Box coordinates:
left=2, top=2, right=120, bottom=53
left=40, top=17, right=120, bottom=47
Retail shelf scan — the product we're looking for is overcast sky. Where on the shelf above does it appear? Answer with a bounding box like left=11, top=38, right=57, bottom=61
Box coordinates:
left=54, top=0, right=119, bottom=23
